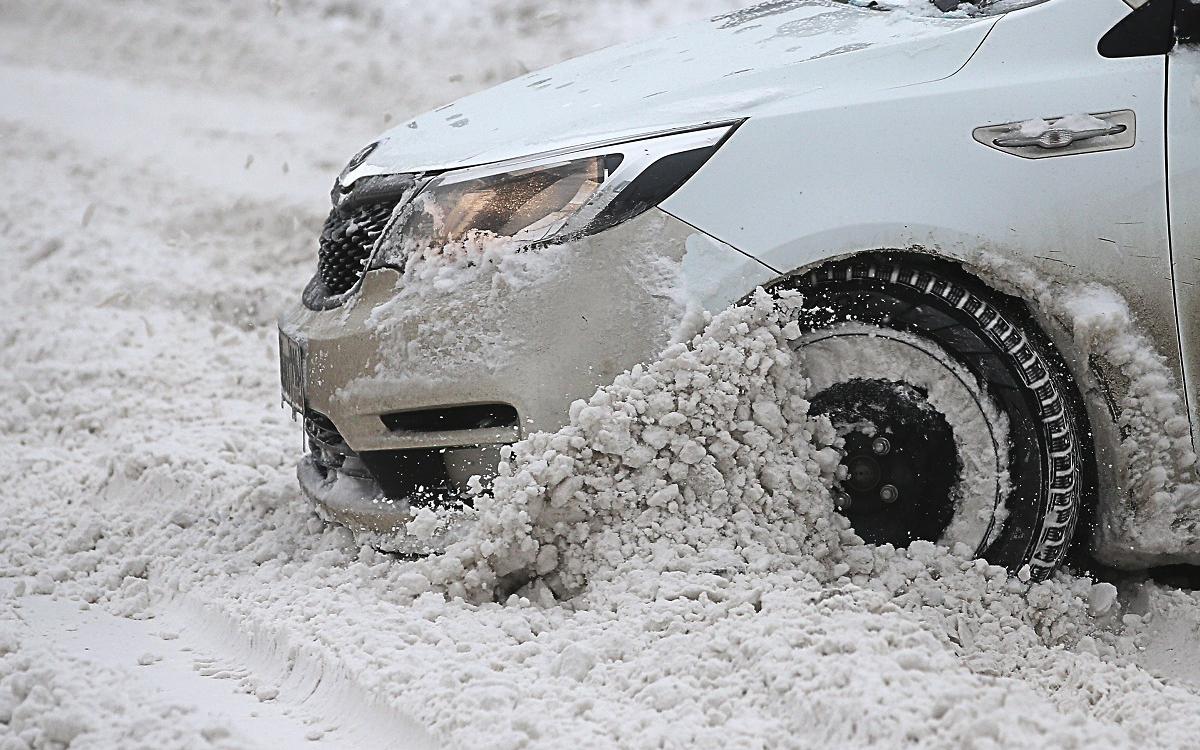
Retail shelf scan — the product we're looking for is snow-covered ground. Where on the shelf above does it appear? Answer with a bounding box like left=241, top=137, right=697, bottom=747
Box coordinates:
left=4, top=1, right=1200, bottom=749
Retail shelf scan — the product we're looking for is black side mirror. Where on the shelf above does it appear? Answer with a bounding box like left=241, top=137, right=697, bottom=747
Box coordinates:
left=1100, top=0, right=1176, bottom=58
left=1179, top=0, right=1200, bottom=44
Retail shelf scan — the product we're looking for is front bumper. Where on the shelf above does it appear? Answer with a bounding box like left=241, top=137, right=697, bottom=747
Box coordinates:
left=280, top=208, right=776, bottom=537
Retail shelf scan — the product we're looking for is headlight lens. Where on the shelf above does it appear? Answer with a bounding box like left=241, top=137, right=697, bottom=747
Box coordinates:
left=405, top=155, right=617, bottom=248
left=370, top=123, right=737, bottom=269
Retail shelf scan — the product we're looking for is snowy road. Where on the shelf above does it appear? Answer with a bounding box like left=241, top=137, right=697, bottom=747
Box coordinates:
left=0, top=64, right=346, bottom=206
left=0, top=30, right=399, bottom=747
left=15, top=595, right=434, bottom=749
left=5, top=2, right=1200, bottom=749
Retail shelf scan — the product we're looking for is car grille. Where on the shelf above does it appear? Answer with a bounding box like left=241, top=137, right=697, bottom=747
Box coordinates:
left=317, top=199, right=400, bottom=297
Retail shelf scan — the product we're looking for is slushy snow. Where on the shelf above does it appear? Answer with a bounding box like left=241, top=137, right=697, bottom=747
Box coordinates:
left=4, top=1, right=1200, bottom=750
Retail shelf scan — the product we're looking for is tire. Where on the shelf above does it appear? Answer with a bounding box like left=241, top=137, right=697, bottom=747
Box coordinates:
left=781, top=256, right=1090, bottom=581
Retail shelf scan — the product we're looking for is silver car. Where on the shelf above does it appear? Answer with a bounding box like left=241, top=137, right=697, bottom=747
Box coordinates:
left=279, top=0, right=1200, bottom=580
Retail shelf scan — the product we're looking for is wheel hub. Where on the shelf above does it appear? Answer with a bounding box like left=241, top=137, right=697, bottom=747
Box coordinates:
left=810, top=378, right=960, bottom=548
left=845, top=454, right=882, bottom=493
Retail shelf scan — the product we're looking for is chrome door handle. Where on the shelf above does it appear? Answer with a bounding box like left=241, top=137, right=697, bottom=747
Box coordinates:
left=993, top=123, right=1127, bottom=150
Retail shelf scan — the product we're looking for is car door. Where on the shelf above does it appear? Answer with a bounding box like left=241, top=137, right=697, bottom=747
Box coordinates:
left=1170, top=3, right=1200, bottom=450
left=946, top=0, right=1173, bottom=340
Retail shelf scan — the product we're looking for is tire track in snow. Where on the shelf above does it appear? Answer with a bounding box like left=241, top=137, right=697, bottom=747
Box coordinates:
left=14, top=596, right=437, bottom=750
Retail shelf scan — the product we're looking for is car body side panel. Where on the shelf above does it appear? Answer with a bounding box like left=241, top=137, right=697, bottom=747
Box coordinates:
left=662, top=0, right=1194, bottom=564
left=664, top=0, right=1171, bottom=344
left=1169, top=46, right=1200, bottom=464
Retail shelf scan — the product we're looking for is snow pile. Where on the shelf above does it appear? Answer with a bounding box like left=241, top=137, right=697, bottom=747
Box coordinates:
left=972, top=250, right=1200, bottom=567
left=384, top=229, right=567, bottom=298
left=280, top=277, right=1200, bottom=746
left=282, top=291, right=1199, bottom=747
left=0, top=609, right=88, bottom=750
left=418, top=289, right=846, bottom=601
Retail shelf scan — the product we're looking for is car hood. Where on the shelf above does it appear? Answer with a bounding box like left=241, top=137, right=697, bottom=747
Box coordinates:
left=348, top=1, right=996, bottom=179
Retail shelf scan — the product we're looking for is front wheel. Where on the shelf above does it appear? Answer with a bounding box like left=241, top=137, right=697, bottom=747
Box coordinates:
left=783, top=257, right=1090, bottom=581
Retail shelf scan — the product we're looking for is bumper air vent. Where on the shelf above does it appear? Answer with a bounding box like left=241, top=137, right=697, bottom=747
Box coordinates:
left=381, top=404, right=520, bottom=434
left=304, top=410, right=363, bottom=475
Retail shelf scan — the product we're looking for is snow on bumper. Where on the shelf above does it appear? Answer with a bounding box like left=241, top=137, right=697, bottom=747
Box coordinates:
left=280, top=208, right=776, bottom=535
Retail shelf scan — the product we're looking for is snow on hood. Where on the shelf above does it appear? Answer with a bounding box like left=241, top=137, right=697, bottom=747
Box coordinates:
left=349, top=0, right=996, bottom=178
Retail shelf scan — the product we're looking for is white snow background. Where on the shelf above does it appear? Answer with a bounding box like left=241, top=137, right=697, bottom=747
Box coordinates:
left=4, top=1, right=1200, bottom=749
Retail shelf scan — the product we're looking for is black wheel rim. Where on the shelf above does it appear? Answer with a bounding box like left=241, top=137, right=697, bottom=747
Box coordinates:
left=811, top=378, right=960, bottom=548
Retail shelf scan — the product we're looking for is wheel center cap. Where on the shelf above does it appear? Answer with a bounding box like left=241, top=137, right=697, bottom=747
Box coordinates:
left=845, top=455, right=881, bottom=492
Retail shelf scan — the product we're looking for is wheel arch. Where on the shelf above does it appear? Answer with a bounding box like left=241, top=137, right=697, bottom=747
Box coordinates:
left=751, top=245, right=1122, bottom=570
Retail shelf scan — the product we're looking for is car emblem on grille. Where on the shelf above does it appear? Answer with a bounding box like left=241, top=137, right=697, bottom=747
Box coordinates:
left=339, top=140, right=380, bottom=184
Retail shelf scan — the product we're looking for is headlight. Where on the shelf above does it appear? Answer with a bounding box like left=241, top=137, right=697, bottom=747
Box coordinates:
left=370, top=123, right=738, bottom=269
left=402, top=155, right=615, bottom=248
